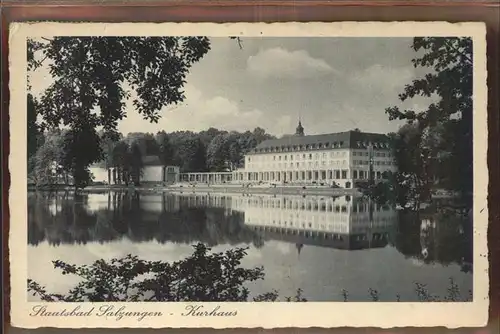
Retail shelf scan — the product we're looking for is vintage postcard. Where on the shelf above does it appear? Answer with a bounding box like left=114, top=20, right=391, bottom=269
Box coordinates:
left=9, top=22, right=488, bottom=328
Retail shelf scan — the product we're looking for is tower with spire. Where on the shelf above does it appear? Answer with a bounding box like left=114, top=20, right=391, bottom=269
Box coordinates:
left=295, top=118, right=305, bottom=136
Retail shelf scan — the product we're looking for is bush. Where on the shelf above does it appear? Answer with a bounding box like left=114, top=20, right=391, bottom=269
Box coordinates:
left=28, top=244, right=471, bottom=303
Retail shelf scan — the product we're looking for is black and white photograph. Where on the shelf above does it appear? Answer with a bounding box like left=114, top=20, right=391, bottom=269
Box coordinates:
left=9, top=22, right=488, bottom=328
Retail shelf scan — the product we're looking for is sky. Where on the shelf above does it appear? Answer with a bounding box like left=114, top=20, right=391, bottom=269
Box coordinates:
left=30, top=37, right=433, bottom=137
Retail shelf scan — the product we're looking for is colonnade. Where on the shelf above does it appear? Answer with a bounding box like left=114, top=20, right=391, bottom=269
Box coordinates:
left=232, top=169, right=350, bottom=183
left=232, top=168, right=390, bottom=185
left=179, top=172, right=233, bottom=183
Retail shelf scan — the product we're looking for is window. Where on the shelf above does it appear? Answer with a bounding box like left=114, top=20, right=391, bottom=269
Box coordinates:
left=353, top=170, right=358, bottom=179
left=322, top=153, right=327, bottom=159
left=291, top=155, right=293, bottom=160
left=284, top=156, right=287, bottom=161
left=279, top=156, right=282, bottom=161
left=309, top=154, right=312, bottom=159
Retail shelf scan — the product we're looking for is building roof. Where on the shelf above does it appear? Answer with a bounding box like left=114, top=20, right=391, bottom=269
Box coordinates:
left=248, top=130, right=391, bottom=155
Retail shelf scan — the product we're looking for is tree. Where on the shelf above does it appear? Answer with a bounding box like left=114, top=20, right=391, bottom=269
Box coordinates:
left=207, top=134, right=230, bottom=171
left=227, top=134, right=243, bottom=170
left=27, top=94, right=43, bottom=171
left=28, top=37, right=211, bottom=187
left=129, top=143, right=143, bottom=185
left=385, top=37, right=473, bottom=197
left=28, top=243, right=312, bottom=302
left=156, top=131, right=174, bottom=166
left=32, top=130, right=65, bottom=186
left=198, top=127, right=226, bottom=148
left=60, top=126, right=103, bottom=189
left=168, top=133, right=208, bottom=172
left=111, top=141, right=131, bottom=185
left=98, top=130, right=122, bottom=169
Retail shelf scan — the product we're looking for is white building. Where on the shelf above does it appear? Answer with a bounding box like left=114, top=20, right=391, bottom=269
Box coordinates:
left=89, top=155, right=180, bottom=185
left=232, top=122, right=397, bottom=188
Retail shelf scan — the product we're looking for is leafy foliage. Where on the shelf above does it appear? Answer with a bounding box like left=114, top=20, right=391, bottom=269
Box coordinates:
left=156, top=131, right=175, bottom=166
left=28, top=244, right=268, bottom=302
left=27, top=242, right=471, bottom=302
left=28, top=37, right=211, bottom=186
left=385, top=37, right=473, bottom=200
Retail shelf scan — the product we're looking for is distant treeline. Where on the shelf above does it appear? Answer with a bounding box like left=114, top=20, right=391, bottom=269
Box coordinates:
left=28, top=126, right=275, bottom=187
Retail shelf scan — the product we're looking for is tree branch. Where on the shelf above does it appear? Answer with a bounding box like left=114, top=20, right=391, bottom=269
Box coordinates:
left=443, top=39, right=472, bottom=65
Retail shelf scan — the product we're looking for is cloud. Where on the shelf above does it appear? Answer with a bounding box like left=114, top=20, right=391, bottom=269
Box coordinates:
left=247, top=47, right=336, bottom=79
left=349, top=64, right=415, bottom=93
left=118, top=84, right=290, bottom=136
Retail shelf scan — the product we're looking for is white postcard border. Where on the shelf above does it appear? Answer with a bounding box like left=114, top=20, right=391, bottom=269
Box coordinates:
left=8, top=22, right=489, bottom=329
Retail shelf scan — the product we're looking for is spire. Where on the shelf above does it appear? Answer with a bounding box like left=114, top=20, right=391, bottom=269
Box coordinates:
left=295, top=117, right=305, bottom=136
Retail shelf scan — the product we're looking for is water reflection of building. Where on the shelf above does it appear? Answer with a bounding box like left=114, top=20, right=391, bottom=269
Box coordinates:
left=111, top=192, right=397, bottom=250
left=231, top=195, right=397, bottom=250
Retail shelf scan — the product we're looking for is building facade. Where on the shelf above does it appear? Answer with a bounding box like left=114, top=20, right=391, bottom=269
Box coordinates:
left=232, top=122, right=397, bottom=188
left=89, top=155, right=180, bottom=185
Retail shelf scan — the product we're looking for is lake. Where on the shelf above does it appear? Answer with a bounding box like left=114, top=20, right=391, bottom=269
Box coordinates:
left=27, top=190, right=473, bottom=302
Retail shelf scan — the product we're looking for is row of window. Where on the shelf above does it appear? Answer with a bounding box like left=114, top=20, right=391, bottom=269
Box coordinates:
left=253, top=141, right=346, bottom=153
left=247, top=159, right=396, bottom=169
left=352, top=151, right=392, bottom=158
left=248, top=151, right=347, bottom=162
left=247, top=218, right=394, bottom=228
left=252, top=140, right=390, bottom=154
left=353, top=160, right=396, bottom=166
left=248, top=150, right=393, bottom=163
left=238, top=169, right=394, bottom=181
left=247, top=160, right=348, bottom=169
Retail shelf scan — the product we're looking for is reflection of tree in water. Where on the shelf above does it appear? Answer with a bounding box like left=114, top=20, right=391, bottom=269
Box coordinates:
left=393, top=210, right=473, bottom=273
left=28, top=191, right=100, bottom=245
left=28, top=191, right=264, bottom=248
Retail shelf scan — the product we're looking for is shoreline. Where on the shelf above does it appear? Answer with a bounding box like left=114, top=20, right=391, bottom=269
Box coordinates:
left=28, top=184, right=362, bottom=197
